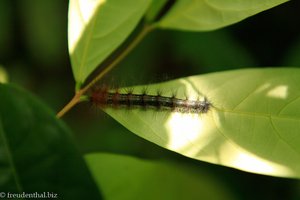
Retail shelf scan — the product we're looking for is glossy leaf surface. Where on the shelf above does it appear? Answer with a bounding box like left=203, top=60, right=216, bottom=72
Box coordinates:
left=99, top=68, right=300, bottom=178
left=68, top=0, right=151, bottom=85
left=158, top=0, right=289, bottom=31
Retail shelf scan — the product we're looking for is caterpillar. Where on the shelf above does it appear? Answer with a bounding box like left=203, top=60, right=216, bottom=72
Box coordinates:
left=90, top=86, right=212, bottom=114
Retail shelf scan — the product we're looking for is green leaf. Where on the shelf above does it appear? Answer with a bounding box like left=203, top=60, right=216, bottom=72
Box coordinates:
left=85, top=153, right=237, bottom=200
left=145, top=0, right=168, bottom=22
left=170, top=30, right=257, bottom=72
left=158, top=0, right=289, bottom=31
left=18, top=0, right=66, bottom=68
left=99, top=68, right=300, bottom=178
left=283, top=35, right=300, bottom=66
left=0, top=84, right=102, bottom=199
left=68, top=0, right=151, bottom=86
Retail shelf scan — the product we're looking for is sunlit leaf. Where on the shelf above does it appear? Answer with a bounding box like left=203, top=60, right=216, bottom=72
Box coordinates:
left=0, top=84, right=102, bottom=199
left=158, top=0, right=289, bottom=31
left=145, top=0, right=168, bottom=22
left=86, top=153, right=237, bottom=200
left=99, top=68, right=300, bottom=178
left=68, top=0, right=151, bottom=85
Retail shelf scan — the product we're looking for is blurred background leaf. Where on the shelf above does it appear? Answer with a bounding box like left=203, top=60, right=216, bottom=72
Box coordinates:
left=282, top=34, right=300, bottom=66
left=0, top=66, right=8, bottom=83
left=18, top=0, right=67, bottom=69
left=0, top=0, right=13, bottom=58
left=0, top=84, right=102, bottom=199
left=86, top=153, right=237, bottom=200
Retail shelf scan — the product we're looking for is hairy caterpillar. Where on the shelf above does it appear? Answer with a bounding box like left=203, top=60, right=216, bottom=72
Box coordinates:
left=90, top=86, right=211, bottom=114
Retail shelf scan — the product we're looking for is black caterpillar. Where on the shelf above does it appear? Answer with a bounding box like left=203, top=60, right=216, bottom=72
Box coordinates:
left=90, top=86, right=211, bottom=113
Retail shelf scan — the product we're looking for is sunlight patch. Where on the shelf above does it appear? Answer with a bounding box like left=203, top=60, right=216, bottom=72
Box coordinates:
left=267, top=85, right=288, bottom=99
left=220, top=142, right=294, bottom=177
left=166, top=113, right=204, bottom=150
left=68, top=0, right=106, bottom=53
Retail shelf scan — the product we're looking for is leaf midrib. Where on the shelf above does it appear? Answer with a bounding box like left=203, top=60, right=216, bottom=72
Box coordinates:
left=219, top=109, right=300, bottom=121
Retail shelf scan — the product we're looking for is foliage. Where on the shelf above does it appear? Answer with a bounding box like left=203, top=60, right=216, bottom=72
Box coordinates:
left=103, top=68, right=300, bottom=178
left=1, top=0, right=299, bottom=199
left=0, top=84, right=101, bottom=199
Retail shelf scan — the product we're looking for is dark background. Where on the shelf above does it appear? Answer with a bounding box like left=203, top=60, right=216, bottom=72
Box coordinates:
left=1, top=0, right=300, bottom=199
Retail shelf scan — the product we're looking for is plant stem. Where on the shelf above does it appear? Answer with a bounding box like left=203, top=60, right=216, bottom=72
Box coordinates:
left=56, top=24, right=155, bottom=118
left=56, top=92, right=82, bottom=118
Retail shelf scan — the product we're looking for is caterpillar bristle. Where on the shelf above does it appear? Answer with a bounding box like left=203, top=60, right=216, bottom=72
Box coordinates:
left=171, top=89, right=177, bottom=98
left=124, top=87, right=133, bottom=94
left=90, top=85, right=212, bottom=114
left=156, top=88, right=163, bottom=97
left=141, top=86, right=148, bottom=95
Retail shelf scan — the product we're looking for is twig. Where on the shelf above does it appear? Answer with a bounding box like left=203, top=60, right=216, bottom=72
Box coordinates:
left=56, top=24, right=155, bottom=118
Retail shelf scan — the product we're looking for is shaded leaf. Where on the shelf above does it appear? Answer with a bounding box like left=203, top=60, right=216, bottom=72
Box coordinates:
left=0, top=84, right=102, bottom=199
left=19, top=0, right=66, bottom=68
left=170, top=30, right=257, bottom=72
left=282, top=35, right=300, bottom=66
left=100, top=68, right=300, bottom=178
left=68, top=0, right=151, bottom=85
left=158, top=0, right=289, bottom=31
left=86, top=153, right=237, bottom=200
